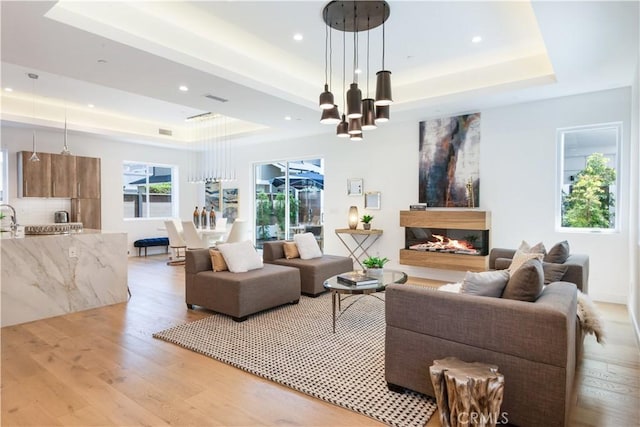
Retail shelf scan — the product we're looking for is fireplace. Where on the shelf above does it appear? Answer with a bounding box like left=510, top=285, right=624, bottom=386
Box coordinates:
left=399, top=209, right=490, bottom=271
left=405, top=227, right=489, bottom=256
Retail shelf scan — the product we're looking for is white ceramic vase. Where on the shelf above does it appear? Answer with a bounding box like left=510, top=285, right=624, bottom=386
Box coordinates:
left=366, top=267, right=383, bottom=278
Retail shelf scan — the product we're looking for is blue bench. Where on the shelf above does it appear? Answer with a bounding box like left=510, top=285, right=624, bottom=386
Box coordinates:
left=134, top=237, right=170, bottom=256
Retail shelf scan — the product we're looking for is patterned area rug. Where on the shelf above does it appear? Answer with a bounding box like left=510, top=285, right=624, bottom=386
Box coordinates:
left=153, top=292, right=436, bottom=427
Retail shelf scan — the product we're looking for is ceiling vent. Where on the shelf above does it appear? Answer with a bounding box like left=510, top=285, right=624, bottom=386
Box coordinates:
left=204, top=94, right=229, bottom=103
left=158, top=128, right=173, bottom=136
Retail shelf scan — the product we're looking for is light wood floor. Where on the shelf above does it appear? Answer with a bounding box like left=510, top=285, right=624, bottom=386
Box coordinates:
left=1, top=255, right=638, bottom=426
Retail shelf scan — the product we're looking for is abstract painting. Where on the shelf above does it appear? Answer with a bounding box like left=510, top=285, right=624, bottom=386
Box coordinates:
left=205, top=181, right=221, bottom=211
left=223, top=188, right=238, bottom=224
left=418, top=113, right=481, bottom=207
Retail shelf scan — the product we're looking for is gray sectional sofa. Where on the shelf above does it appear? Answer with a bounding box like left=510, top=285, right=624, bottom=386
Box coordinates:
left=185, top=248, right=300, bottom=321
left=385, top=247, right=590, bottom=427
left=262, top=240, right=353, bottom=296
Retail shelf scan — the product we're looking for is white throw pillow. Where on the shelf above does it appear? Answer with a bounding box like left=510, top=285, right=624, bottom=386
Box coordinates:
left=217, top=240, right=263, bottom=273
left=508, top=251, right=543, bottom=274
left=518, top=240, right=546, bottom=255
left=293, top=232, right=323, bottom=260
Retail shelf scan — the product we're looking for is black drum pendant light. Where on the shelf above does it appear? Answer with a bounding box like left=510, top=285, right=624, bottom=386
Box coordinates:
left=348, top=117, right=362, bottom=135
left=361, top=20, right=377, bottom=130
left=321, top=1, right=392, bottom=139
left=375, top=104, right=390, bottom=123
left=336, top=19, right=349, bottom=137
left=319, top=20, right=335, bottom=110
left=320, top=104, right=340, bottom=124
left=374, top=2, right=392, bottom=106
left=336, top=114, right=349, bottom=137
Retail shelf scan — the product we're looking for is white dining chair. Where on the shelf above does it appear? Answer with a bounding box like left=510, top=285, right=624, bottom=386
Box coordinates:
left=182, top=221, right=206, bottom=250
left=224, top=219, right=249, bottom=244
left=215, top=217, right=227, bottom=231
left=164, top=220, right=187, bottom=265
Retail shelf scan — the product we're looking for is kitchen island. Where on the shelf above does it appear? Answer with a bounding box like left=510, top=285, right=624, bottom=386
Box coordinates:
left=0, top=230, right=128, bottom=327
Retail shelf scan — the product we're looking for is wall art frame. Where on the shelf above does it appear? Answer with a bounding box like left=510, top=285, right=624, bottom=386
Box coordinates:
left=347, top=178, right=363, bottom=196
left=364, top=192, right=381, bottom=210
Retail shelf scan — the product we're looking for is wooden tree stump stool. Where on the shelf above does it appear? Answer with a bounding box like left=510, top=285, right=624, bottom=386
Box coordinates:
left=429, top=357, right=505, bottom=427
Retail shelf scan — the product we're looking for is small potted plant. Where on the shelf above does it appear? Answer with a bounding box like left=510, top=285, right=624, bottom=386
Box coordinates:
left=361, top=214, right=373, bottom=230
left=362, top=256, right=389, bottom=277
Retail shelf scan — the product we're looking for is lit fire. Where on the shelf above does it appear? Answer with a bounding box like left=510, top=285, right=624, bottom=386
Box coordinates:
left=409, top=234, right=478, bottom=254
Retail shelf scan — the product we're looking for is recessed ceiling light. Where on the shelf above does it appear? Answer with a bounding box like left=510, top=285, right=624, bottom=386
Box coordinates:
left=179, top=85, right=189, bottom=92
left=97, top=59, right=108, bottom=64
left=4, top=87, right=13, bottom=92
left=293, top=33, right=303, bottom=41
left=471, top=36, right=482, bottom=44
left=87, top=104, right=95, bottom=108
left=284, top=116, right=292, bottom=121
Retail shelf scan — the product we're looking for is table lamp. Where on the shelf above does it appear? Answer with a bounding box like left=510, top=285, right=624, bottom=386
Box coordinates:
left=348, top=206, right=359, bottom=230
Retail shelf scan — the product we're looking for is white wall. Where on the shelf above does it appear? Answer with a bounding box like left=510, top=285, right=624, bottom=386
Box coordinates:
left=236, top=87, right=633, bottom=303
left=0, top=125, right=200, bottom=256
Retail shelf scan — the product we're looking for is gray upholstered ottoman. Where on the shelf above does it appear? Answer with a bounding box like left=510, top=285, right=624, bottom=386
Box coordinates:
left=185, top=249, right=301, bottom=321
left=262, top=241, right=353, bottom=296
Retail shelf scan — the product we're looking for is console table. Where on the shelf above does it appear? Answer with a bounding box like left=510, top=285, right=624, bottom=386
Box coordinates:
left=334, top=228, right=383, bottom=269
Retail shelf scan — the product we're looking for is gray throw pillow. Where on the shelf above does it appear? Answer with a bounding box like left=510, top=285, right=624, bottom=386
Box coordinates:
left=461, top=270, right=510, bottom=298
left=502, top=258, right=544, bottom=302
left=543, top=262, right=569, bottom=285
left=544, top=240, right=570, bottom=264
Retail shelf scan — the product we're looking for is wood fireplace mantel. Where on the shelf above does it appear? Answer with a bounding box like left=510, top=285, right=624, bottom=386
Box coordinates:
left=399, top=209, right=490, bottom=272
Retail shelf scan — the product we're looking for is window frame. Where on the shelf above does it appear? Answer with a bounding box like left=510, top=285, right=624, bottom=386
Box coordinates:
left=555, top=122, right=622, bottom=233
left=122, top=160, right=178, bottom=220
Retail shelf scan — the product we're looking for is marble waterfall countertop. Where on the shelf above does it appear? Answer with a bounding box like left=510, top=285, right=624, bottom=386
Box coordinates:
left=1, top=230, right=128, bottom=327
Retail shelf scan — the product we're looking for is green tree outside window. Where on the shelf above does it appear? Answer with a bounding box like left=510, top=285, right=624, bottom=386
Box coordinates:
left=275, top=192, right=299, bottom=232
left=256, top=191, right=273, bottom=240
left=562, top=153, right=616, bottom=228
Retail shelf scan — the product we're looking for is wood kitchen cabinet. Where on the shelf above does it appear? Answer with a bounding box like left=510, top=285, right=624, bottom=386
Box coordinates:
left=71, top=198, right=101, bottom=230
left=18, top=152, right=101, bottom=199
left=18, top=151, right=52, bottom=197
left=51, top=154, right=77, bottom=197
left=75, top=156, right=101, bottom=199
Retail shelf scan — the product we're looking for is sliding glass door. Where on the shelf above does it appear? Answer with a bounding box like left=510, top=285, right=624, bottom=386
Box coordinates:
left=254, top=159, right=324, bottom=249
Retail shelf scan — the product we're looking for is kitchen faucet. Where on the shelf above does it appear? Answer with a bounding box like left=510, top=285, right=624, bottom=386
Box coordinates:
left=0, top=204, right=17, bottom=231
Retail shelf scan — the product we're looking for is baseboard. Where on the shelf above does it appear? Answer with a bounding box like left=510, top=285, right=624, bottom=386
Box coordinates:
left=588, top=292, right=627, bottom=304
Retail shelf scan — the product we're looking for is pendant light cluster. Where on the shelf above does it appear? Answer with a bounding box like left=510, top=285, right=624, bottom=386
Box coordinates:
left=186, top=112, right=236, bottom=183
left=319, top=1, right=392, bottom=141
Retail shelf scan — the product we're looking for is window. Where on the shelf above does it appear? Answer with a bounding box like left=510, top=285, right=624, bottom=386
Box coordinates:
left=557, top=122, right=621, bottom=232
left=254, top=159, right=324, bottom=249
left=123, top=161, right=176, bottom=219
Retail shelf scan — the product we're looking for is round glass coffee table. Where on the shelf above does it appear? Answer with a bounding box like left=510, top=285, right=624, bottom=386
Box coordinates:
left=323, top=269, right=407, bottom=332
